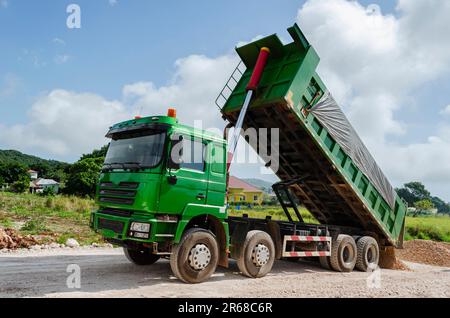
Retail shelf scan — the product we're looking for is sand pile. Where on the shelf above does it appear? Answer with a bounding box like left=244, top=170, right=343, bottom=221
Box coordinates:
left=0, top=228, right=38, bottom=249
left=396, top=240, right=450, bottom=267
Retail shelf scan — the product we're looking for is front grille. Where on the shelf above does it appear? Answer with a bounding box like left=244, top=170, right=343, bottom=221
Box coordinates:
left=99, top=208, right=133, bottom=218
left=99, top=189, right=136, bottom=197
left=99, top=197, right=134, bottom=205
left=118, top=182, right=139, bottom=189
left=98, top=182, right=140, bottom=206
left=98, top=218, right=124, bottom=234
left=100, top=182, right=114, bottom=188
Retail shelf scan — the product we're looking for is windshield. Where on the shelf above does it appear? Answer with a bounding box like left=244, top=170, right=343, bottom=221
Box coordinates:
left=104, top=130, right=166, bottom=168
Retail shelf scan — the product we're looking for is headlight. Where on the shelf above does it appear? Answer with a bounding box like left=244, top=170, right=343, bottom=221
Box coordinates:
left=130, top=222, right=150, bottom=233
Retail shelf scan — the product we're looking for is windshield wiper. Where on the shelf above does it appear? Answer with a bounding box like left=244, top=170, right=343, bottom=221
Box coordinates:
left=102, top=162, right=144, bottom=172
left=122, top=162, right=145, bottom=170
left=102, top=162, right=126, bottom=171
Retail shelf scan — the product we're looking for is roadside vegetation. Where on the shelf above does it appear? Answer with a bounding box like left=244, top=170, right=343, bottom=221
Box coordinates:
left=0, top=192, right=101, bottom=245
left=1, top=192, right=450, bottom=247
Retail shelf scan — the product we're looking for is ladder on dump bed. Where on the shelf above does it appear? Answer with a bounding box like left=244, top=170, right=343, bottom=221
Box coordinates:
left=272, top=177, right=332, bottom=258
left=215, top=61, right=246, bottom=110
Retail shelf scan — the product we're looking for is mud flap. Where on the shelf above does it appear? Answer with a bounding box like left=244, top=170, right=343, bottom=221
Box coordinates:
left=267, top=221, right=282, bottom=260
left=229, top=221, right=250, bottom=260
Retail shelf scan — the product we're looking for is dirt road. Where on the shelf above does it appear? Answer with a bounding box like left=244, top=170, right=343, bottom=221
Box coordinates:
left=0, top=247, right=449, bottom=298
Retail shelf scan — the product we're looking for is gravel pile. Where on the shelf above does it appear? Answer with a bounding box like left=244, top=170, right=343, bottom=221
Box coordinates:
left=396, top=240, right=450, bottom=267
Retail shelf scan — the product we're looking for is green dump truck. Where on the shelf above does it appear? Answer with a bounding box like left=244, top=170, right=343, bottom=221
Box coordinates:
left=90, top=24, right=407, bottom=283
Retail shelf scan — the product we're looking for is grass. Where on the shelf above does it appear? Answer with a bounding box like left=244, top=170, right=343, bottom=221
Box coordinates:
left=1, top=192, right=449, bottom=246
left=0, top=192, right=102, bottom=245
left=405, top=215, right=450, bottom=242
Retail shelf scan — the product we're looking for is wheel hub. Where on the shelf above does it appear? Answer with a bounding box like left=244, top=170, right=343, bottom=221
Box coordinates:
left=252, top=244, right=270, bottom=267
left=188, top=244, right=211, bottom=271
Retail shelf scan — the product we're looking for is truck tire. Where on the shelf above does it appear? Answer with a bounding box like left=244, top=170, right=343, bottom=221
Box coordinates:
left=237, top=230, right=275, bottom=278
left=319, top=256, right=331, bottom=270
left=330, top=235, right=357, bottom=272
left=123, top=248, right=160, bottom=265
left=356, top=236, right=379, bottom=272
left=170, top=228, right=219, bottom=284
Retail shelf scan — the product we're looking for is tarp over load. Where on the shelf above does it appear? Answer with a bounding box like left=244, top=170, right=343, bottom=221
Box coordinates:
left=310, top=92, right=396, bottom=209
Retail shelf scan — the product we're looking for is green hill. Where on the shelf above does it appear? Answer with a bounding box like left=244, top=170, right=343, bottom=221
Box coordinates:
left=242, top=178, right=274, bottom=193
left=0, top=150, right=67, bottom=168
left=0, top=150, right=69, bottom=181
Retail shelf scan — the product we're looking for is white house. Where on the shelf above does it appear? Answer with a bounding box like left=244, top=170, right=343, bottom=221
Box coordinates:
left=30, top=178, right=60, bottom=194
left=28, top=170, right=38, bottom=180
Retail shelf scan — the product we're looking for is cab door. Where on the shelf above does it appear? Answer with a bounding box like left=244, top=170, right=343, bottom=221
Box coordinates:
left=158, top=135, right=208, bottom=214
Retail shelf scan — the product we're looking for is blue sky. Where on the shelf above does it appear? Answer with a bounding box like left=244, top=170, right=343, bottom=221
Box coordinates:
left=0, top=0, right=304, bottom=124
left=0, top=0, right=449, bottom=200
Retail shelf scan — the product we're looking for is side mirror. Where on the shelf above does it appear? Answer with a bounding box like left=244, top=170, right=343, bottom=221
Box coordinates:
left=167, top=135, right=183, bottom=170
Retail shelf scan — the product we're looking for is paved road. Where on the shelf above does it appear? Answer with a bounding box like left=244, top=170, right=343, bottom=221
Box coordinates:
left=0, top=247, right=449, bottom=298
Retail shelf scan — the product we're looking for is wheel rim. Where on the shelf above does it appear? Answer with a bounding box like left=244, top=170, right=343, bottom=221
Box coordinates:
left=367, top=246, right=375, bottom=263
left=188, top=244, right=211, bottom=271
left=252, top=244, right=270, bottom=267
left=342, top=244, right=355, bottom=264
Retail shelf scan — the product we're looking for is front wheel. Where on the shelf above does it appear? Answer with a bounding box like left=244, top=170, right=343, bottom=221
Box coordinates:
left=170, top=228, right=219, bottom=284
left=124, top=247, right=160, bottom=265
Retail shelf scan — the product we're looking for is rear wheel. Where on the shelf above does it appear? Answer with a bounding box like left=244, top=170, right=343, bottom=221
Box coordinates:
left=170, top=228, right=219, bottom=284
left=124, top=248, right=160, bottom=265
left=319, top=256, right=331, bottom=270
left=330, top=235, right=357, bottom=272
left=356, top=236, right=379, bottom=272
left=237, top=230, right=275, bottom=278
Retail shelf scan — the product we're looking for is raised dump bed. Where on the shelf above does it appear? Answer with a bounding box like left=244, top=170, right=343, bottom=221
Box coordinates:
left=220, top=24, right=407, bottom=248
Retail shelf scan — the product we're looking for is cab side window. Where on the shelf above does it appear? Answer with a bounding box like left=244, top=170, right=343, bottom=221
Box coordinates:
left=180, top=138, right=206, bottom=172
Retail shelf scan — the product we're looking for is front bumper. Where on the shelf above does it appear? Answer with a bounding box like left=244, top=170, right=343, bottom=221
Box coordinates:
left=90, top=210, right=177, bottom=243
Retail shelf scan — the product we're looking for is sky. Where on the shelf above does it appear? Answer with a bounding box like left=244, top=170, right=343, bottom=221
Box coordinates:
left=0, top=0, right=449, bottom=201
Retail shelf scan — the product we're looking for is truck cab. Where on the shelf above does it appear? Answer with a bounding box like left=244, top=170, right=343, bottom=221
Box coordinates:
left=91, top=110, right=231, bottom=283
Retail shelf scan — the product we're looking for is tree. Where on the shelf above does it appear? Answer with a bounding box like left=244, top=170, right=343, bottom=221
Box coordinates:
left=413, top=199, right=434, bottom=217
left=11, top=175, right=30, bottom=193
left=0, top=162, right=28, bottom=184
left=431, top=196, right=450, bottom=215
left=80, top=145, right=109, bottom=161
left=64, top=157, right=103, bottom=197
left=396, top=181, right=431, bottom=206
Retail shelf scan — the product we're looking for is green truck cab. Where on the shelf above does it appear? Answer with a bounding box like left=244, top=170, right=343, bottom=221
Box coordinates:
left=91, top=24, right=406, bottom=284
left=90, top=113, right=232, bottom=282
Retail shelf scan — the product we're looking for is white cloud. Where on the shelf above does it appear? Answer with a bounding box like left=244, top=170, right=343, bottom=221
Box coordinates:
left=0, top=90, right=128, bottom=158
left=0, top=0, right=8, bottom=9
left=441, top=105, right=450, bottom=116
left=52, top=38, right=66, bottom=46
left=297, top=0, right=450, bottom=199
left=54, top=54, right=71, bottom=64
left=123, top=54, right=239, bottom=128
left=108, top=0, right=118, bottom=6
